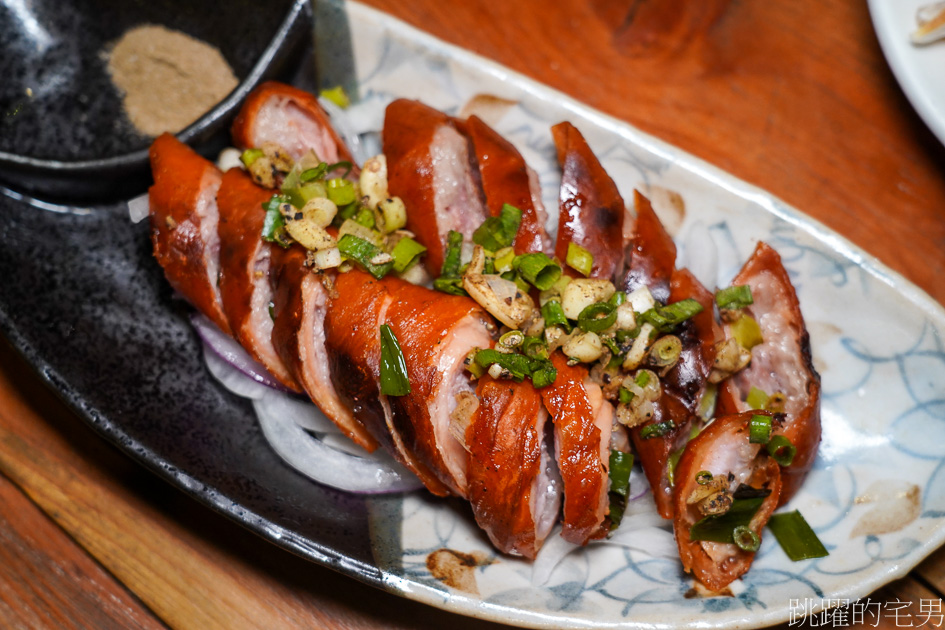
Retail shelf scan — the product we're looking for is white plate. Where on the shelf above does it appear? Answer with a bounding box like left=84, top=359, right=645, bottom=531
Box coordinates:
left=868, top=0, right=945, bottom=144
left=252, top=3, right=945, bottom=628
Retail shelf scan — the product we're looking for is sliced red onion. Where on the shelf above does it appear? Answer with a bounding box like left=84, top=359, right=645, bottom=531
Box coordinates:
left=253, top=390, right=423, bottom=494
left=191, top=313, right=290, bottom=392
left=128, top=193, right=150, bottom=224
left=202, top=344, right=273, bottom=401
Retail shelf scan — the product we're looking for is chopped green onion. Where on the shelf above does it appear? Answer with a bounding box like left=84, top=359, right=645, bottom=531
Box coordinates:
left=766, top=435, right=796, bottom=466
left=635, top=370, right=651, bottom=388
left=337, top=234, right=393, bottom=279
left=261, top=195, right=291, bottom=247
left=433, top=276, right=467, bottom=296
left=566, top=242, right=594, bottom=276
left=767, top=511, right=829, bottom=561
left=336, top=201, right=359, bottom=222
left=749, top=414, right=772, bottom=444
left=353, top=205, right=376, bottom=228
left=241, top=148, right=264, bottom=168
left=696, top=470, right=714, bottom=485
left=731, top=314, right=764, bottom=349
left=530, top=360, right=558, bottom=388
left=541, top=300, right=573, bottom=333
left=300, top=163, right=329, bottom=183
left=639, top=299, right=704, bottom=332
left=391, top=237, right=427, bottom=273
left=608, top=450, right=634, bottom=530
left=493, top=247, right=516, bottom=273
left=440, top=230, right=464, bottom=278
left=474, top=348, right=556, bottom=387
left=513, top=253, right=562, bottom=291
left=733, top=525, right=761, bottom=552
left=689, top=497, right=764, bottom=543
left=618, top=387, right=635, bottom=404
left=379, top=324, right=410, bottom=396
left=640, top=419, right=675, bottom=439
left=327, top=178, right=357, bottom=206
left=746, top=386, right=769, bottom=410
left=498, top=330, right=525, bottom=349
left=698, top=383, right=718, bottom=419
left=667, top=445, right=684, bottom=487
left=320, top=85, right=351, bottom=109
left=648, top=335, right=682, bottom=367
left=521, top=336, right=549, bottom=360
left=716, top=285, right=754, bottom=310
left=578, top=302, right=617, bottom=332
left=473, top=204, right=522, bottom=252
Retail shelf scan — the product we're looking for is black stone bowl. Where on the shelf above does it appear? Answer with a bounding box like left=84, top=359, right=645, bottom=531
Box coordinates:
left=0, top=0, right=311, bottom=201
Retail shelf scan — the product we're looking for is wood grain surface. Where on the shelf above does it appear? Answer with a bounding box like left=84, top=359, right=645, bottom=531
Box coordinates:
left=1, top=0, right=944, bottom=628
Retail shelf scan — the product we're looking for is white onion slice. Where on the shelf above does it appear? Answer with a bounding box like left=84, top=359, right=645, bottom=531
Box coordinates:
left=190, top=314, right=289, bottom=392
left=253, top=393, right=423, bottom=494
left=253, top=387, right=341, bottom=434
left=202, top=344, right=273, bottom=400
left=128, top=193, right=150, bottom=224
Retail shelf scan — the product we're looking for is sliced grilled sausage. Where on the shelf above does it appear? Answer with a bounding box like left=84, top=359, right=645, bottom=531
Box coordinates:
left=148, top=133, right=230, bottom=334
left=216, top=168, right=300, bottom=391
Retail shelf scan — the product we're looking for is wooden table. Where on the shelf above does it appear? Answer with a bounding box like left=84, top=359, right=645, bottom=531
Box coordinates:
left=2, top=0, right=944, bottom=627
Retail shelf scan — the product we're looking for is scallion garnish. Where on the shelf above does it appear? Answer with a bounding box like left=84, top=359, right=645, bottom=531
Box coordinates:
left=541, top=300, right=573, bottom=333
left=521, top=336, right=549, bottom=360
left=353, top=205, right=376, bottom=228
left=746, top=386, right=769, bottom=410
left=493, top=247, right=516, bottom=273
left=337, top=234, right=393, bottom=279
left=241, top=148, right=264, bottom=168
left=640, top=419, right=675, bottom=439
left=473, top=204, right=522, bottom=252
left=689, top=497, right=764, bottom=543
left=618, top=387, right=634, bottom=404
left=300, top=162, right=329, bottom=183
left=716, top=285, right=754, bottom=310
left=433, top=276, right=466, bottom=296
left=696, top=470, right=714, bottom=485
left=749, top=414, right=772, bottom=444
left=326, top=160, right=354, bottom=179
left=379, top=324, right=410, bottom=396
left=513, top=253, right=562, bottom=291
left=635, top=370, right=651, bottom=388
left=608, top=450, right=634, bottom=529
left=578, top=302, right=617, bottom=332
left=766, top=435, right=796, bottom=466
left=639, top=299, right=704, bottom=332
left=327, top=178, right=356, bottom=206
left=262, top=195, right=291, bottom=247
left=473, top=348, right=556, bottom=387
left=391, top=237, right=427, bottom=273
left=766, top=510, right=829, bottom=561
left=666, top=446, right=684, bottom=487
left=731, top=314, right=764, bottom=349
left=566, top=242, right=594, bottom=276
left=733, top=525, right=761, bottom=552
left=440, top=230, right=464, bottom=278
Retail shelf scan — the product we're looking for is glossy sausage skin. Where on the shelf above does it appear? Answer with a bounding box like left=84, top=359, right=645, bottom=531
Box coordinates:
left=269, top=248, right=379, bottom=452
left=716, top=241, right=821, bottom=505
left=466, top=377, right=558, bottom=558
left=322, top=270, right=453, bottom=496
left=216, top=168, right=300, bottom=391
left=383, top=99, right=489, bottom=274
left=540, top=353, right=611, bottom=544
left=673, top=411, right=782, bottom=591
left=231, top=81, right=357, bottom=169
left=465, top=115, right=550, bottom=254
left=552, top=122, right=625, bottom=282
left=148, top=133, right=230, bottom=335
left=383, top=277, right=495, bottom=497
left=622, top=191, right=676, bottom=303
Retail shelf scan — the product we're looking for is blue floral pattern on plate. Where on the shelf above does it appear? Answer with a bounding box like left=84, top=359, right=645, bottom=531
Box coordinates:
left=337, top=3, right=945, bottom=628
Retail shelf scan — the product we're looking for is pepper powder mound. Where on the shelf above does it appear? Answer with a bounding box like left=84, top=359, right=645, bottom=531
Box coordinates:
left=106, top=25, right=239, bottom=137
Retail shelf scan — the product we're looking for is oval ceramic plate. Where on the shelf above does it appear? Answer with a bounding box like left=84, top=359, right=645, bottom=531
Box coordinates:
left=868, top=0, right=945, bottom=145
left=1, top=3, right=945, bottom=629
